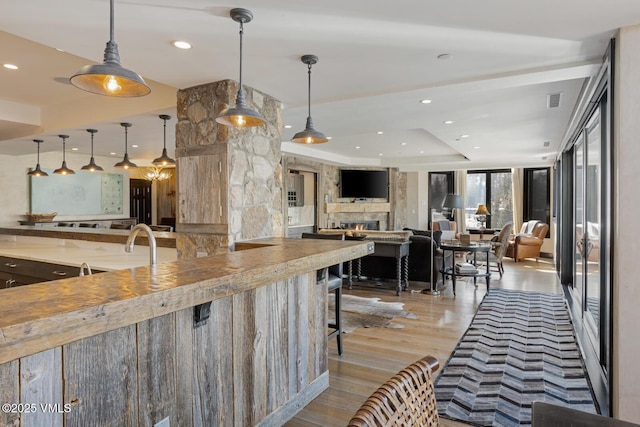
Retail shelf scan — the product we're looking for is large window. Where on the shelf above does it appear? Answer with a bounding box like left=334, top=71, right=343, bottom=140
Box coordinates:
left=465, top=169, right=513, bottom=229
left=428, top=171, right=454, bottom=224
left=523, top=167, right=550, bottom=237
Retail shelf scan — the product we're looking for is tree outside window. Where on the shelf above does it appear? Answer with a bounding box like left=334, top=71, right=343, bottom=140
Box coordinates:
left=465, top=169, right=513, bottom=229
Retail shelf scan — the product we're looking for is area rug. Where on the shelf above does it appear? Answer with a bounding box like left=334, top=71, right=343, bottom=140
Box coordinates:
left=328, top=294, right=418, bottom=333
left=434, top=289, right=598, bottom=427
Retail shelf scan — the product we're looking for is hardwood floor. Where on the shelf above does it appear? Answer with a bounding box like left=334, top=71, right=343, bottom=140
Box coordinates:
left=286, top=257, right=562, bottom=427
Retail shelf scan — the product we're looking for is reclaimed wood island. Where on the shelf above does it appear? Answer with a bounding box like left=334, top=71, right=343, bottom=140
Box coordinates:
left=0, top=236, right=372, bottom=427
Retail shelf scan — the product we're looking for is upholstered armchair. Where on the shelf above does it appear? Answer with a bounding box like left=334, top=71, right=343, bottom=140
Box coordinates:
left=506, top=221, right=549, bottom=262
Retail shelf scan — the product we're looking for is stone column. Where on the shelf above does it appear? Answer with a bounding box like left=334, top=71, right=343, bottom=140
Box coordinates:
left=175, top=79, right=283, bottom=259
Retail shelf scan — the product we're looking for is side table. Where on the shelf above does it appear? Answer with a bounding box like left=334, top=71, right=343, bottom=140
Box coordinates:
left=439, top=241, right=492, bottom=296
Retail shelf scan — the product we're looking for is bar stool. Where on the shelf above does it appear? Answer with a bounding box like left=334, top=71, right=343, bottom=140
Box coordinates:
left=301, top=232, right=345, bottom=355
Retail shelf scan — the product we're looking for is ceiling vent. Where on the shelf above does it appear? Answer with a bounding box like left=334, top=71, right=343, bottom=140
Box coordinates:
left=543, top=141, right=550, bottom=147
left=547, top=93, right=562, bottom=109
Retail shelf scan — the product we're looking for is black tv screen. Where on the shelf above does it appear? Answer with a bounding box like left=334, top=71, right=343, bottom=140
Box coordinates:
left=340, top=169, right=388, bottom=199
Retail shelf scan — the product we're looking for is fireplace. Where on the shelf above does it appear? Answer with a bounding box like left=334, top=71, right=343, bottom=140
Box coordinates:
left=340, top=221, right=380, bottom=231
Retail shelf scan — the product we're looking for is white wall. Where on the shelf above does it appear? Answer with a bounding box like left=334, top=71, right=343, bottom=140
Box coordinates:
left=0, top=152, right=131, bottom=226
left=613, top=23, right=640, bottom=422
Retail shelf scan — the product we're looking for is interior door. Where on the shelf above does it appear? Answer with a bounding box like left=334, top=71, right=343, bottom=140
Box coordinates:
left=130, top=179, right=152, bottom=225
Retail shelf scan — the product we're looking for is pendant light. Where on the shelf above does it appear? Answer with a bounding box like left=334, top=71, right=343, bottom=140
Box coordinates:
left=152, top=114, right=175, bottom=166
left=114, top=123, right=137, bottom=169
left=81, top=129, right=104, bottom=172
left=53, top=135, right=75, bottom=175
left=27, top=139, right=48, bottom=177
left=291, top=55, right=328, bottom=144
left=69, top=0, right=150, bottom=97
left=215, top=8, right=265, bottom=128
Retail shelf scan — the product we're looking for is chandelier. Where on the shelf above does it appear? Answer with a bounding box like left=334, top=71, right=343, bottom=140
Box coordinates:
left=143, top=166, right=172, bottom=182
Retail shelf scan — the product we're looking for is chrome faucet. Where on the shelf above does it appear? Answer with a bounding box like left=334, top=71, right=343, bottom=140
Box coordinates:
left=125, top=224, right=157, bottom=265
left=79, top=262, right=92, bottom=276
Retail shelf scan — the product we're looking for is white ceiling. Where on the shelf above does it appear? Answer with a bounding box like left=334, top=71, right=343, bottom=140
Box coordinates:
left=0, top=0, right=638, bottom=170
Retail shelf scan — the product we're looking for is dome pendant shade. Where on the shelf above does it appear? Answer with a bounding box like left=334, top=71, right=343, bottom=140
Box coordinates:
left=27, top=139, right=49, bottom=177
left=215, top=8, right=265, bottom=128
left=292, top=54, right=327, bottom=144
left=81, top=129, right=105, bottom=171
left=291, top=116, right=328, bottom=144
left=114, top=123, right=137, bottom=169
left=69, top=0, right=150, bottom=97
left=53, top=135, right=75, bottom=175
left=152, top=114, right=176, bottom=166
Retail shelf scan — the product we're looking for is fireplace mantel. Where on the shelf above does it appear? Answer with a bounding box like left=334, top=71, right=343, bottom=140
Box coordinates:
left=324, top=202, right=390, bottom=213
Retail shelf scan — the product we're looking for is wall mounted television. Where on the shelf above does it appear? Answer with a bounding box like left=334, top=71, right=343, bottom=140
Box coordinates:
left=339, top=169, right=389, bottom=199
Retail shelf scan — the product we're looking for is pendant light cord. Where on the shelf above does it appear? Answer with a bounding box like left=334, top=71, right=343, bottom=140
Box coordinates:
left=124, top=126, right=128, bottom=154
left=238, top=21, right=244, bottom=90
left=163, top=117, right=167, bottom=149
left=37, top=141, right=41, bottom=163
left=109, top=0, right=115, bottom=43
left=90, top=132, right=95, bottom=156
left=62, top=137, right=67, bottom=162
left=307, top=63, right=312, bottom=118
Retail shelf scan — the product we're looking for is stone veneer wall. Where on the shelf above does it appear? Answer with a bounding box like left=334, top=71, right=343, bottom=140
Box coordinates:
left=283, top=155, right=407, bottom=231
left=176, top=80, right=283, bottom=259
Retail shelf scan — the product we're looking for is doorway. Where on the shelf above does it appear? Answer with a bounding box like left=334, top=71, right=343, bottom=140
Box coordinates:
left=130, top=179, right=152, bottom=225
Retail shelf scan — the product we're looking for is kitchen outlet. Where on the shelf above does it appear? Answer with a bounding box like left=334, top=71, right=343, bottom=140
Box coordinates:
left=154, top=417, right=169, bottom=427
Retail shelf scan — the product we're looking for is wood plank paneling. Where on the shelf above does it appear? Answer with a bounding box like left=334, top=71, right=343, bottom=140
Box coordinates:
left=21, top=348, right=62, bottom=427
left=63, top=325, right=138, bottom=427
left=233, top=287, right=268, bottom=425
left=175, top=307, right=194, bottom=427
left=137, top=313, right=177, bottom=427
left=295, top=274, right=310, bottom=391
left=178, top=154, right=227, bottom=224
left=267, top=279, right=289, bottom=412
left=0, top=359, right=19, bottom=427
left=192, top=297, right=234, bottom=427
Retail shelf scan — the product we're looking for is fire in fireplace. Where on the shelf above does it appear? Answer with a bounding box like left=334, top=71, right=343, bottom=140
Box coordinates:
left=340, top=221, right=380, bottom=230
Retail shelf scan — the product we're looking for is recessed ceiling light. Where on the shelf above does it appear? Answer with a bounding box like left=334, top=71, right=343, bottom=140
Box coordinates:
left=355, top=146, right=360, bottom=149
left=327, top=136, right=332, bottom=140
left=71, top=147, right=79, bottom=151
left=401, top=142, right=407, bottom=146
left=420, top=99, right=432, bottom=104
left=378, top=153, right=383, bottom=156
left=419, top=150, right=424, bottom=154
left=437, top=53, right=453, bottom=60
left=473, top=146, right=481, bottom=149
left=460, top=134, right=470, bottom=138
left=172, top=40, right=192, bottom=50
left=3, top=64, right=18, bottom=70
left=443, top=120, right=454, bottom=124
left=132, top=144, right=139, bottom=148
left=377, top=131, right=384, bottom=135
left=55, top=48, right=65, bottom=52
left=110, top=152, right=117, bottom=155
left=284, top=125, right=292, bottom=129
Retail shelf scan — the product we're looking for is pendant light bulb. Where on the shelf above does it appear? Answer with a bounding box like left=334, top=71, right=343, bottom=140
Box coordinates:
left=53, top=135, right=75, bottom=175
left=152, top=114, right=176, bottom=166
left=27, top=139, right=48, bottom=177
left=81, top=129, right=105, bottom=172
left=215, top=8, right=266, bottom=128
left=69, top=0, right=150, bottom=97
left=114, top=123, right=138, bottom=169
left=291, top=55, right=328, bottom=144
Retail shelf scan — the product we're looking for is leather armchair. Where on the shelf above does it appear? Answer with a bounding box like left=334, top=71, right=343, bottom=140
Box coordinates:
left=506, top=221, right=549, bottom=262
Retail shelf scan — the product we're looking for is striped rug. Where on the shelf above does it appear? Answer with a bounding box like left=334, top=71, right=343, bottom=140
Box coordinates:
left=434, top=289, right=598, bottom=427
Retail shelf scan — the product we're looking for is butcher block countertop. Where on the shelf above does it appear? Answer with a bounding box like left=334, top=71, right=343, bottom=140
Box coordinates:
left=0, top=237, right=373, bottom=364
